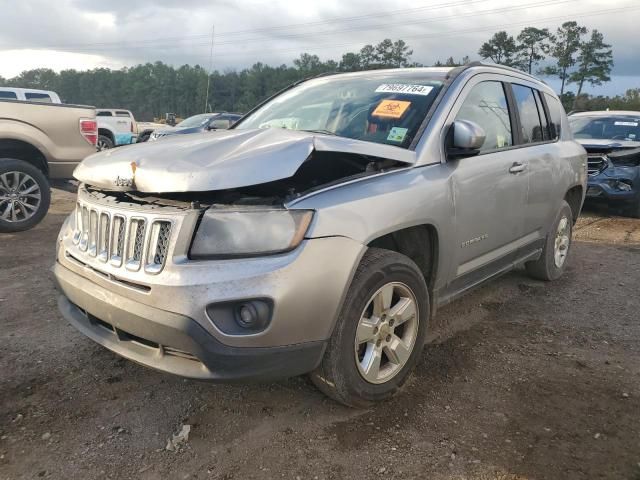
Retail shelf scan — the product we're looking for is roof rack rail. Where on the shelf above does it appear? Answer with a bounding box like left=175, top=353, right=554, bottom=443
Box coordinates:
left=460, top=61, right=548, bottom=85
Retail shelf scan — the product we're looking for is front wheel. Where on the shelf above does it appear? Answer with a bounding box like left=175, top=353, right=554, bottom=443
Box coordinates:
left=525, top=200, right=573, bottom=281
left=310, top=248, right=429, bottom=407
left=0, top=158, right=51, bottom=233
left=624, top=198, right=640, bottom=219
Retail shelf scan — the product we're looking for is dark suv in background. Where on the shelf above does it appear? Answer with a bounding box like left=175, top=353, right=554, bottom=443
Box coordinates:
left=148, top=112, right=242, bottom=141
left=569, top=111, right=640, bottom=217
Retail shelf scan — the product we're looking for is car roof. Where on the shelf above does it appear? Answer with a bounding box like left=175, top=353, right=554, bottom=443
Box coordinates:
left=570, top=110, right=640, bottom=117
left=301, top=63, right=552, bottom=94
left=0, top=87, right=57, bottom=94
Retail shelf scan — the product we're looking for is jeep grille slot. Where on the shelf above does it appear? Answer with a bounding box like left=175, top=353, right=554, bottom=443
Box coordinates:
left=71, top=201, right=172, bottom=275
left=125, top=218, right=146, bottom=271
left=145, top=221, right=172, bottom=274
left=98, top=213, right=110, bottom=262
left=110, top=215, right=126, bottom=267
left=587, top=155, right=608, bottom=176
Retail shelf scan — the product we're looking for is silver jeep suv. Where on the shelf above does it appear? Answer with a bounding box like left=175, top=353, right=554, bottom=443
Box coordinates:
left=54, top=63, right=586, bottom=406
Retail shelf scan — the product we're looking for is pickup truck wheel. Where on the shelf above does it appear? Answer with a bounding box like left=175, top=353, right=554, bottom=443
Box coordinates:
left=525, top=200, right=573, bottom=281
left=97, top=135, right=114, bottom=151
left=0, top=158, right=51, bottom=233
left=310, top=248, right=429, bottom=407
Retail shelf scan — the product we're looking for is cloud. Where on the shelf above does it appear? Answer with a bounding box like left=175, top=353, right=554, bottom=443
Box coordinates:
left=0, top=0, right=638, bottom=94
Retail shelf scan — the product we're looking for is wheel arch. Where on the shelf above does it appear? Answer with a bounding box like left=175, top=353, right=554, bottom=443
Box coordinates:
left=564, top=185, right=584, bottom=224
left=0, top=139, right=49, bottom=177
left=367, top=224, right=439, bottom=294
left=98, top=128, right=115, bottom=142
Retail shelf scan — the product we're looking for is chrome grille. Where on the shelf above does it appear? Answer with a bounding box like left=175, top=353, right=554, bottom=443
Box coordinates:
left=72, top=204, right=172, bottom=274
left=587, top=155, right=608, bottom=176
left=143, top=221, right=172, bottom=274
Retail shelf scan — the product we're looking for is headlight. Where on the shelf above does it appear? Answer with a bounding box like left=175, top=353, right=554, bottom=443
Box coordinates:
left=190, top=209, right=314, bottom=258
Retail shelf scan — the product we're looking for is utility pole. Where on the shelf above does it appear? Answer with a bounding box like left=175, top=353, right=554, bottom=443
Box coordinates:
left=204, top=24, right=214, bottom=113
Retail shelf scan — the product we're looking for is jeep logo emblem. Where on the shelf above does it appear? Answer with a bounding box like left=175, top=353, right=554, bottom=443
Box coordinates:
left=114, top=176, right=133, bottom=187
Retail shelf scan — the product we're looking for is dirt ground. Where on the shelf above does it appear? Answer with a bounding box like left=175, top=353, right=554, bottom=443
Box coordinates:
left=1, top=189, right=639, bottom=480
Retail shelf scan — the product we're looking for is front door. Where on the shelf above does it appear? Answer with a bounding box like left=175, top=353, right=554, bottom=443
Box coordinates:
left=446, top=79, right=529, bottom=292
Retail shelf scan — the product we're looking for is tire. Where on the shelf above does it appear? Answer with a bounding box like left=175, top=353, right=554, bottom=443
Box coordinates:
left=97, top=135, right=114, bottom=151
left=624, top=198, right=640, bottom=219
left=310, top=248, right=430, bottom=407
left=0, top=158, right=51, bottom=233
left=525, top=200, right=573, bottom=281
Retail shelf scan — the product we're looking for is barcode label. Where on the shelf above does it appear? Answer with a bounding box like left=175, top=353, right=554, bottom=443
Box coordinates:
left=375, top=84, right=434, bottom=96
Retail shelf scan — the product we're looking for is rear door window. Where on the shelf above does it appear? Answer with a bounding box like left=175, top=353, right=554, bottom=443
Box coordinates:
left=0, top=91, right=18, bottom=99
left=512, top=84, right=544, bottom=144
left=24, top=92, right=52, bottom=103
left=454, top=81, right=513, bottom=152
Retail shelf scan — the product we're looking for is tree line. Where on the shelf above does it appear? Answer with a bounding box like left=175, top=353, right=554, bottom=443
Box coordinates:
left=477, top=21, right=614, bottom=108
left=0, top=22, right=631, bottom=120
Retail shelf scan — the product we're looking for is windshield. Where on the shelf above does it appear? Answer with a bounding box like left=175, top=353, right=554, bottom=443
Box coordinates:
left=235, top=72, right=445, bottom=148
left=176, top=114, right=215, bottom=128
left=569, top=115, right=640, bottom=142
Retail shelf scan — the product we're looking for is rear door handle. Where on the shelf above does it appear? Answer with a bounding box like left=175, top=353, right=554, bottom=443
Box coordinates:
left=509, top=162, right=526, bottom=174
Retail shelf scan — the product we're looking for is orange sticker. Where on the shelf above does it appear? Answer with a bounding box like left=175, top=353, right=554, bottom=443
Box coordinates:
left=372, top=100, right=411, bottom=119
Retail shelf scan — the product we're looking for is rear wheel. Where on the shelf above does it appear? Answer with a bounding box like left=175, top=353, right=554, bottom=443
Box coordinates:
left=525, top=200, right=573, bottom=281
left=97, top=135, right=114, bottom=151
left=310, top=248, right=429, bottom=407
left=0, top=159, right=51, bottom=233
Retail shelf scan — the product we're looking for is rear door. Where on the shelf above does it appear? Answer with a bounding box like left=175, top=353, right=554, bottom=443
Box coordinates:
left=445, top=77, right=529, bottom=292
left=114, top=111, right=134, bottom=140
left=509, top=84, right=561, bottom=240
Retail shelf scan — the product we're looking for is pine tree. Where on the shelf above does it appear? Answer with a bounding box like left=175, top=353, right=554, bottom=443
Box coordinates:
left=568, top=29, right=613, bottom=108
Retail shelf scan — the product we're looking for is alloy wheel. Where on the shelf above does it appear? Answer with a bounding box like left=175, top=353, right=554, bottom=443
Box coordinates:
left=554, top=215, right=570, bottom=268
left=0, top=171, right=42, bottom=223
left=354, top=282, right=420, bottom=384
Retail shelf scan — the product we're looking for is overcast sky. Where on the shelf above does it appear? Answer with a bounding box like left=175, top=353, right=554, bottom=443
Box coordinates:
left=0, top=0, right=638, bottom=95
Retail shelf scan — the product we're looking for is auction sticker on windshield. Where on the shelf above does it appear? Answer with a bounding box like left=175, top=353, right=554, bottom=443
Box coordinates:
left=387, top=127, right=408, bottom=142
left=372, top=100, right=411, bottom=119
left=375, top=84, right=434, bottom=96
left=614, top=121, right=639, bottom=127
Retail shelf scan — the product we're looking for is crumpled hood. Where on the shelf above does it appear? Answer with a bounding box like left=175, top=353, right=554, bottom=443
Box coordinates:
left=74, top=128, right=416, bottom=192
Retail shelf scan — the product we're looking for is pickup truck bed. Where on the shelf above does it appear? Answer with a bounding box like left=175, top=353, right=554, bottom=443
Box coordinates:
left=0, top=99, right=96, bottom=232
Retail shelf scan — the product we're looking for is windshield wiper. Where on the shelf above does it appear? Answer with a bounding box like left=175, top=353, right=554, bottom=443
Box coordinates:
left=300, top=129, right=338, bottom=136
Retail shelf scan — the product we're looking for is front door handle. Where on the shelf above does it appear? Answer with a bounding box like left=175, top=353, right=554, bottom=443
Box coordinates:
left=509, top=162, right=526, bottom=174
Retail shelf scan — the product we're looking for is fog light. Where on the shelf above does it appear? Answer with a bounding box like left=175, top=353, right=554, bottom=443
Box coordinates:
left=237, top=303, right=258, bottom=328
left=207, top=299, right=272, bottom=334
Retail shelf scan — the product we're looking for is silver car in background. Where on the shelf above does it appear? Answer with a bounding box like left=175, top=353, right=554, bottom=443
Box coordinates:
left=53, top=63, right=586, bottom=406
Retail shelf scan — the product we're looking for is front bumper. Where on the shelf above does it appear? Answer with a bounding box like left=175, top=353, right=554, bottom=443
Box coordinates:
left=586, top=166, right=640, bottom=204
left=54, top=264, right=326, bottom=381
left=54, top=230, right=365, bottom=380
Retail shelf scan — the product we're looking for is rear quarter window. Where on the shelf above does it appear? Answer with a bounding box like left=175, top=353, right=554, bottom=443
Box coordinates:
left=543, top=93, right=564, bottom=140
left=25, top=92, right=52, bottom=103
left=0, top=91, right=18, bottom=99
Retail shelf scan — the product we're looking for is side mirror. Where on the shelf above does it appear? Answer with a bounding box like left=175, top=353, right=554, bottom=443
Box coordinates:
left=447, top=120, right=486, bottom=158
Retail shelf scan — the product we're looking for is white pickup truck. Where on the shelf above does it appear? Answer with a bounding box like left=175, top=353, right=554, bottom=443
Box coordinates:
left=96, top=109, right=138, bottom=150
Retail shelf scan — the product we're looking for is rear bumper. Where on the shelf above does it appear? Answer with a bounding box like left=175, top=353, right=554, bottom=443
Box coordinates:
left=54, top=262, right=326, bottom=381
